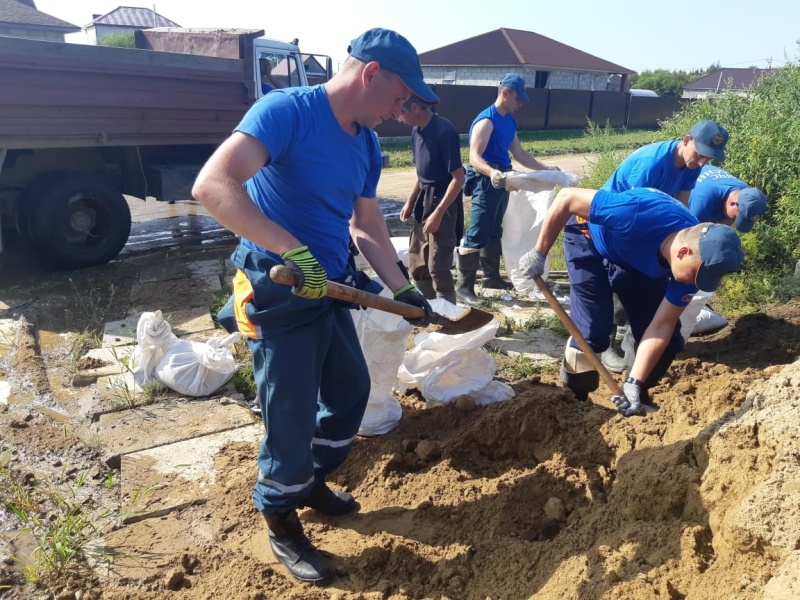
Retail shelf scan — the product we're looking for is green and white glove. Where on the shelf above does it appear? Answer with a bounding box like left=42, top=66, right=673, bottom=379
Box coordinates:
left=281, top=246, right=327, bottom=300
left=394, top=283, right=434, bottom=327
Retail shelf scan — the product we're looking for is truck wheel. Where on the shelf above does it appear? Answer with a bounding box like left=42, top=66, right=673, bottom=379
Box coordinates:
left=29, top=175, right=132, bottom=269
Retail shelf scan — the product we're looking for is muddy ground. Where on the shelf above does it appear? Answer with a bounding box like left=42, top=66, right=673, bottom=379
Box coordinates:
left=1, top=161, right=799, bottom=599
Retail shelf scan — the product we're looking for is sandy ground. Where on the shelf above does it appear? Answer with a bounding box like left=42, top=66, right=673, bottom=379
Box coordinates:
left=2, top=154, right=800, bottom=599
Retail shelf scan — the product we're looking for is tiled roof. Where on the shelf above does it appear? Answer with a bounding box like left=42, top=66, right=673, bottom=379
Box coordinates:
left=87, top=6, right=180, bottom=28
left=684, top=68, right=774, bottom=91
left=0, top=0, right=79, bottom=29
left=419, top=27, right=634, bottom=74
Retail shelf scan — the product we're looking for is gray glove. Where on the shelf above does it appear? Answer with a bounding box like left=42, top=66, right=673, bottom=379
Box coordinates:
left=519, top=249, right=547, bottom=279
left=490, top=169, right=506, bottom=189
left=394, top=284, right=434, bottom=327
left=612, top=377, right=645, bottom=417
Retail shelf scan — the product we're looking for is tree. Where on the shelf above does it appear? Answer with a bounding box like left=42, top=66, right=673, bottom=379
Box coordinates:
left=629, top=63, right=720, bottom=97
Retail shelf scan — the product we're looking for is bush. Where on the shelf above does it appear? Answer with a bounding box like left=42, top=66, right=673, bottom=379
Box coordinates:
left=97, top=32, right=135, bottom=48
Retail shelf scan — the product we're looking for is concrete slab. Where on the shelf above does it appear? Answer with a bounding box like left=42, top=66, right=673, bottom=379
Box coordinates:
left=120, top=424, right=262, bottom=523
left=138, top=258, right=224, bottom=284
left=0, top=318, right=17, bottom=357
left=187, top=259, right=224, bottom=279
left=76, top=395, right=256, bottom=460
left=73, top=345, right=135, bottom=386
left=487, top=329, right=567, bottom=362
left=102, top=317, right=139, bottom=348
left=129, top=275, right=222, bottom=314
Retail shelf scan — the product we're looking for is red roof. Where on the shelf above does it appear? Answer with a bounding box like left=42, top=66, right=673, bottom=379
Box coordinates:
left=418, top=27, right=634, bottom=74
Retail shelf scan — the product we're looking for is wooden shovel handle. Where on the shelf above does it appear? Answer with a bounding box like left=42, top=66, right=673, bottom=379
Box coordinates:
left=269, top=265, right=425, bottom=320
left=533, top=276, right=623, bottom=397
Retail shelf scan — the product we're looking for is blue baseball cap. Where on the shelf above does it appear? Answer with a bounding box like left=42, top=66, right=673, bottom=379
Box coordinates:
left=734, top=187, right=767, bottom=233
left=348, top=28, right=439, bottom=104
left=500, top=73, right=530, bottom=102
left=689, top=120, right=729, bottom=161
left=696, top=224, right=744, bottom=292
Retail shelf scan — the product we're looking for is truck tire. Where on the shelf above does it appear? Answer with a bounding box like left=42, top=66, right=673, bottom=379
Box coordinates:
left=29, top=175, right=132, bottom=269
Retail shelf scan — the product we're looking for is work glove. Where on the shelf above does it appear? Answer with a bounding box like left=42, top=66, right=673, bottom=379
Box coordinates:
left=519, top=249, right=547, bottom=279
left=490, top=169, right=506, bottom=189
left=281, top=246, right=327, bottom=300
left=393, top=283, right=434, bottom=327
left=612, top=377, right=646, bottom=417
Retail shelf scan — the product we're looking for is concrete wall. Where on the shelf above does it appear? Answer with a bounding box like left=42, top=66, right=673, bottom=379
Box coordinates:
left=423, top=65, right=622, bottom=91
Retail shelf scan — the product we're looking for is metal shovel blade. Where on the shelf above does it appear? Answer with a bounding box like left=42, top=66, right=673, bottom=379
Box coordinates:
left=270, top=265, right=494, bottom=335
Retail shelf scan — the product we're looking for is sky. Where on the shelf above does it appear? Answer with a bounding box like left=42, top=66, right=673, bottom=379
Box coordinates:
left=33, top=0, right=799, bottom=74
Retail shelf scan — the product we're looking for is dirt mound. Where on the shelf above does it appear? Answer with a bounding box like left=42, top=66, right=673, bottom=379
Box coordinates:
left=2, top=301, right=800, bottom=599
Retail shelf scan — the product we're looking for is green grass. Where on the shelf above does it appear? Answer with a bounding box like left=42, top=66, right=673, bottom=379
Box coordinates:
left=381, top=127, right=656, bottom=170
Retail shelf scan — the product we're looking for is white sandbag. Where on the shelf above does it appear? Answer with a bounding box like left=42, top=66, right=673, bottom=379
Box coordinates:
left=352, top=286, right=413, bottom=436
left=128, top=310, right=180, bottom=385
left=501, top=170, right=580, bottom=299
left=154, top=332, right=240, bottom=397
left=693, top=305, right=729, bottom=335
left=390, top=236, right=410, bottom=267
left=397, top=299, right=508, bottom=407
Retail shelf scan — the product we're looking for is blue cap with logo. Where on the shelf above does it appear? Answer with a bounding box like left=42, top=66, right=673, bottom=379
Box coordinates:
left=734, top=187, right=767, bottom=233
left=500, top=73, right=530, bottom=102
left=696, top=224, right=744, bottom=292
left=689, top=120, right=729, bottom=162
left=348, top=28, right=439, bottom=103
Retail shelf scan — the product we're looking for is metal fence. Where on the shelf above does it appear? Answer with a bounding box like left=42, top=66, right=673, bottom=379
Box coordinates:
left=375, top=84, right=688, bottom=137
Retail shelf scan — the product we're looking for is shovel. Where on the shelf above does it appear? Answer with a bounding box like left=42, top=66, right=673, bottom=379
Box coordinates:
left=533, top=275, right=624, bottom=397
left=270, top=265, right=495, bottom=335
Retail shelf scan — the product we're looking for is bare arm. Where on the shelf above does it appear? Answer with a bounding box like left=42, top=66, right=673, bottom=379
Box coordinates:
left=534, top=188, right=594, bottom=256
left=629, top=298, right=685, bottom=382
left=400, top=179, right=421, bottom=222
left=350, top=196, right=409, bottom=292
left=509, top=134, right=550, bottom=171
left=424, top=166, right=465, bottom=235
left=192, top=132, right=301, bottom=255
left=468, top=119, right=495, bottom=176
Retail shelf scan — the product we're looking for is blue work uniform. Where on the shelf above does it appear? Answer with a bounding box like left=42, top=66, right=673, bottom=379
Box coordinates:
left=688, top=165, right=747, bottom=223
left=564, top=188, right=699, bottom=362
left=462, top=105, right=517, bottom=248
left=219, top=86, right=382, bottom=514
left=602, top=140, right=701, bottom=197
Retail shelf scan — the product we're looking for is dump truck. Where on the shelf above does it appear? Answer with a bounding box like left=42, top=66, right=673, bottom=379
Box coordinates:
left=0, top=28, right=331, bottom=269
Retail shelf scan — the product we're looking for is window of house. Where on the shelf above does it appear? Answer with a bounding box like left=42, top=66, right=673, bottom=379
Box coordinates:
left=534, top=71, right=549, bottom=89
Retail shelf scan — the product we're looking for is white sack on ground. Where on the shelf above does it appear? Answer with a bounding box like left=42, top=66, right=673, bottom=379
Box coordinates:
left=397, top=299, right=513, bottom=407
left=501, top=170, right=580, bottom=300
left=353, top=286, right=413, bottom=436
left=155, top=332, right=240, bottom=397
left=128, top=310, right=180, bottom=385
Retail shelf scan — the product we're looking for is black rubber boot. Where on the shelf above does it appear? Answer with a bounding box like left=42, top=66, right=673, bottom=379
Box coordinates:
left=480, top=237, right=513, bottom=290
left=299, top=483, right=359, bottom=516
left=412, top=278, right=436, bottom=300
left=456, top=250, right=483, bottom=307
left=437, top=291, right=457, bottom=305
left=600, top=333, right=625, bottom=373
left=263, top=510, right=334, bottom=585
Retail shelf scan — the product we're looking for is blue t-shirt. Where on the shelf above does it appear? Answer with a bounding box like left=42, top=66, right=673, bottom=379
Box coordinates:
left=235, top=86, right=382, bottom=278
left=469, top=105, right=516, bottom=169
left=602, top=140, right=701, bottom=198
left=688, top=165, right=747, bottom=223
left=412, top=113, right=463, bottom=185
left=588, top=188, right=700, bottom=306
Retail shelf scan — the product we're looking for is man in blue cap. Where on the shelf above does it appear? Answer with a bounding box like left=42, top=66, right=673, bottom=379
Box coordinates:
left=519, top=186, right=744, bottom=416
left=689, top=165, right=768, bottom=233
left=193, top=28, right=436, bottom=585
left=597, top=119, right=730, bottom=373
left=456, top=73, right=561, bottom=305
